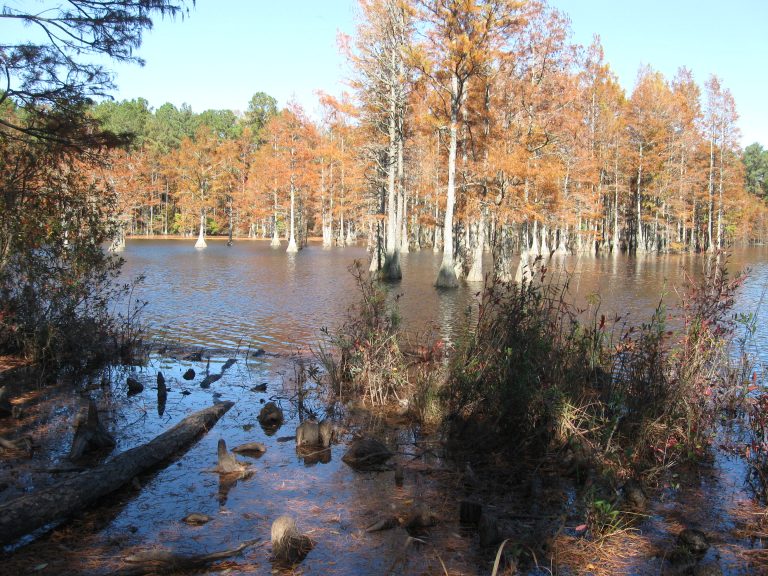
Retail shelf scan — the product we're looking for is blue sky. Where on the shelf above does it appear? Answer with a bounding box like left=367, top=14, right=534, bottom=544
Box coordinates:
left=101, top=1, right=766, bottom=147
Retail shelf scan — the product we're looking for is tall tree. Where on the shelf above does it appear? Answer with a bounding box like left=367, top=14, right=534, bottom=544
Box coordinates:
left=744, top=143, right=768, bottom=200
left=173, top=126, right=221, bottom=247
left=243, top=92, right=278, bottom=141
left=351, top=0, right=412, bottom=279
left=411, top=0, right=527, bottom=288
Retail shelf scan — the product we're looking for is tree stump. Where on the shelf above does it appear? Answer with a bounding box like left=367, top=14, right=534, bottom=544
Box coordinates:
left=271, top=515, right=313, bottom=564
left=157, top=372, right=168, bottom=417
left=258, top=402, right=284, bottom=431
left=69, top=399, right=115, bottom=460
left=318, top=419, right=334, bottom=448
left=215, top=439, right=248, bottom=474
left=127, top=376, right=143, bottom=395
left=342, top=437, right=392, bottom=470
left=231, top=442, right=267, bottom=456
left=296, top=420, right=320, bottom=446
left=460, top=500, right=483, bottom=525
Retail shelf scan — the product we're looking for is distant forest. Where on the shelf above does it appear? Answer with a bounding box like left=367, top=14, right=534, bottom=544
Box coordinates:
left=83, top=0, right=767, bottom=282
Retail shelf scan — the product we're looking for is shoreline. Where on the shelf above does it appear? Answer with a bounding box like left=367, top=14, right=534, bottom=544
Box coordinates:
left=123, top=235, right=328, bottom=242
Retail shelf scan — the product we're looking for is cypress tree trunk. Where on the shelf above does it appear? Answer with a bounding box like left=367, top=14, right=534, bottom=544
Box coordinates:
left=286, top=177, right=298, bottom=253
left=195, top=209, right=207, bottom=248
left=435, top=74, right=460, bottom=289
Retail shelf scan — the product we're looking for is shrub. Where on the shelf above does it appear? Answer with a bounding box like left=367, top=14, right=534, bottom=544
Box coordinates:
left=443, top=254, right=746, bottom=475
left=0, top=135, right=145, bottom=371
left=316, top=260, right=407, bottom=407
left=441, top=261, right=607, bottom=453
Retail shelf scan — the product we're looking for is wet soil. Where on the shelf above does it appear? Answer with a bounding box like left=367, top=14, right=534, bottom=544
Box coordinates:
left=1, top=352, right=767, bottom=575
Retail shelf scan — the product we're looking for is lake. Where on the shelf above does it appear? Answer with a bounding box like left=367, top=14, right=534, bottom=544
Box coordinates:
left=119, top=239, right=768, bottom=356
left=4, top=239, right=767, bottom=574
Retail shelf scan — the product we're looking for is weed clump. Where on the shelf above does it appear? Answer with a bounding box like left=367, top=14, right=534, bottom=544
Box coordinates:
left=443, top=256, right=746, bottom=476
left=315, top=261, right=445, bottom=420
left=316, top=261, right=408, bottom=407
left=442, top=262, right=606, bottom=455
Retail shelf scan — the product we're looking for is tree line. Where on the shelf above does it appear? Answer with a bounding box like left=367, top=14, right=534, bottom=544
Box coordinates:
left=95, top=0, right=767, bottom=288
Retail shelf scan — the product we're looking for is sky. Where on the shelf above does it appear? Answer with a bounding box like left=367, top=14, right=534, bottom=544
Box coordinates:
left=95, top=1, right=767, bottom=147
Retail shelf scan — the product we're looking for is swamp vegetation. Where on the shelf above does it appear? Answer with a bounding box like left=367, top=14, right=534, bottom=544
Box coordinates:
left=1, top=1, right=768, bottom=574
left=1, top=243, right=768, bottom=575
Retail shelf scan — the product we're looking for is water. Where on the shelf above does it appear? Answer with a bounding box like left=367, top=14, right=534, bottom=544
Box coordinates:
left=119, top=240, right=768, bottom=355
left=3, top=240, right=768, bottom=575
left=118, top=239, right=480, bottom=353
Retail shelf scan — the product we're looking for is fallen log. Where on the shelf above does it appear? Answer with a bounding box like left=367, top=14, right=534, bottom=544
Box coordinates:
left=116, top=537, right=259, bottom=576
left=0, top=401, right=234, bottom=546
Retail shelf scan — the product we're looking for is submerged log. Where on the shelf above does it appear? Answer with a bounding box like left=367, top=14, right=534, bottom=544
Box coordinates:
left=0, top=401, right=234, bottom=546
left=117, top=537, right=259, bottom=576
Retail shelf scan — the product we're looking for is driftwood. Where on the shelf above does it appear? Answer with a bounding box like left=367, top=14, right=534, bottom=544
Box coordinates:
left=0, top=401, right=234, bottom=546
left=117, top=537, right=259, bottom=576
left=69, top=399, right=116, bottom=460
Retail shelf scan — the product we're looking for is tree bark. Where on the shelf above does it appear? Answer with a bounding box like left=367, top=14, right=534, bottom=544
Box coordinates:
left=382, top=62, right=402, bottom=280
left=436, top=74, right=460, bottom=289
left=194, top=209, right=207, bottom=248
left=286, top=175, right=298, bottom=253
left=0, top=402, right=233, bottom=546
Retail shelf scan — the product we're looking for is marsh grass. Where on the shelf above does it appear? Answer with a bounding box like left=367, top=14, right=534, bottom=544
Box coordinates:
left=443, top=254, right=747, bottom=480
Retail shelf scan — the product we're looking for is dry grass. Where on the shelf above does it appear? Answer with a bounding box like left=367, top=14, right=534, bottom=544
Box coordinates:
left=551, top=531, right=656, bottom=575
